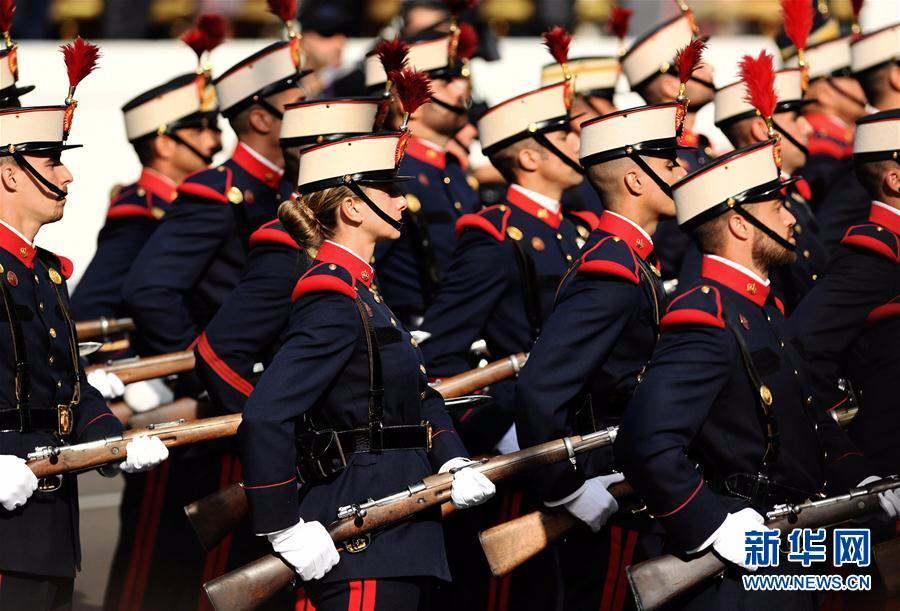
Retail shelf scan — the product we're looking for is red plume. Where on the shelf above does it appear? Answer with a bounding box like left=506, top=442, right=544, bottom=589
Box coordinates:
left=61, top=37, right=100, bottom=91
left=782, top=0, right=813, bottom=53
left=181, top=14, right=226, bottom=58
left=375, top=37, right=409, bottom=77
left=391, top=68, right=433, bottom=116
left=674, top=38, right=706, bottom=84
left=457, top=22, right=479, bottom=60
left=443, top=0, right=478, bottom=17
left=266, top=0, right=297, bottom=23
left=851, top=0, right=864, bottom=20
left=739, top=50, right=777, bottom=119
left=606, top=6, right=633, bottom=41
left=0, top=0, right=14, bottom=34
left=542, top=26, right=571, bottom=66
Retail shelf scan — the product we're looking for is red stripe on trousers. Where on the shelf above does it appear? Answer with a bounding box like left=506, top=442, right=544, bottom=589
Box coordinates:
left=295, top=586, right=317, bottom=610
left=118, top=460, right=166, bottom=611
left=599, top=525, right=623, bottom=611
left=497, top=490, right=523, bottom=611
left=348, top=580, right=363, bottom=610
left=130, top=459, right=172, bottom=610
left=362, top=579, right=377, bottom=611
left=612, top=529, right=639, bottom=611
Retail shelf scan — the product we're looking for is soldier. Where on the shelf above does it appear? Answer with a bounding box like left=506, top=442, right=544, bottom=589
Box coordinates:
left=238, top=130, right=495, bottom=610
left=704, top=67, right=824, bottom=310
left=0, top=40, right=167, bottom=611
left=815, top=21, right=900, bottom=251
left=792, top=109, right=900, bottom=480
left=110, top=14, right=312, bottom=610
left=515, top=102, right=686, bottom=611
left=0, top=2, right=33, bottom=109
left=365, top=30, right=479, bottom=326
left=621, top=9, right=716, bottom=280
left=71, top=32, right=222, bottom=362
left=614, top=138, right=900, bottom=609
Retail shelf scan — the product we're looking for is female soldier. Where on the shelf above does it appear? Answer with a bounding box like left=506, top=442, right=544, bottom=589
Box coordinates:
left=236, top=130, right=496, bottom=611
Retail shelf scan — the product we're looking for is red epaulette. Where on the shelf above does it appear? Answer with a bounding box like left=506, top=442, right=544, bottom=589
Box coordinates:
left=176, top=165, right=235, bottom=204
left=568, top=209, right=601, bottom=232
left=577, top=235, right=641, bottom=284
left=36, top=248, right=73, bottom=279
left=291, top=262, right=356, bottom=302
left=660, top=284, right=726, bottom=331
left=868, top=295, right=900, bottom=325
left=454, top=204, right=512, bottom=241
left=105, top=182, right=154, bottom=220
left=841, top=223, right=900, bottom=263
left=249, top=220, right=299, bottom=250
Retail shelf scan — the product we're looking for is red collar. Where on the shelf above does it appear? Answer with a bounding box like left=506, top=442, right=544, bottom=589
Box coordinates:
left=805, top=112, right=853, bottom=144
left=700, top=255, right=770, bottom=307
left=138, top=167, right=178, bottom=203
left=596, top=211, right=654, bottom=261
left=869, top=202, right=900, bottom=235
left=0, top=223, right=36, bottom=269
left=231, top=142, right=283, bottom=189
left=316, top=241, right=374, bottom=287
left=405, top=136, right=446, bottom=170
left=506, top=185, right=563, bottom=229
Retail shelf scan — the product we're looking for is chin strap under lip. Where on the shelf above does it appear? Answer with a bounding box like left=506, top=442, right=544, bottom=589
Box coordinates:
left=12, top=153, right=68, bottom=200
left=733, top=203, right=797, bottom=252
left=826, top=77, right=868, bottom=110
left=628, top=152, right=675, bottom=200
left=166, top=131, right=214, bottom=165
left=532, top=131, right=585, bottom=176
left=346, top=181, right=404, bottom=231
left=771, top=118, right=810, bottom=160
left=429, top=95, right=471, bottom=116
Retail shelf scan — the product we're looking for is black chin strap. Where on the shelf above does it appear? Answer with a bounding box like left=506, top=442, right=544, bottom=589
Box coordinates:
left=629, top=153, right=673, bottom=199
left=347, top=182, right=403, bottom=231
left=826, top=77, right=868, bottom=109
left=429, top=95, right=470, bottom=116
left=255, top=97, right=284, bottom=120
left=772, top=119, right=810, bottom=159
left=733, top=205, right=796, bottom=252
left=532, top=131, right=585, bottom=176
left=12, top=153, right=67, bottom=200
left=166, top=132, right=214, bottom=165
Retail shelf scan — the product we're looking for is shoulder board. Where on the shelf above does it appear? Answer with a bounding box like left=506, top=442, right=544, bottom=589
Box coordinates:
left=577, top=235, right=640, bottom=284
left=807, top=134, right=850, bottom=159
left=868, top=295, right=900, bottom=325
left=249, top=220, right=299, bottom=250
left=567, top=209, right=601, bottom=232
left=35, top=248, right=73, bottom=280
left=454, top=205, right=511, bottom=241
left=105, top=182, right=154, bottom=220
left=660, top=284, right=726, bottom=331
left=291, top=262, right=356, bottom=302
left=176, top=165, right=235, bottom=204
left=840, top=223, right=900, bottom=263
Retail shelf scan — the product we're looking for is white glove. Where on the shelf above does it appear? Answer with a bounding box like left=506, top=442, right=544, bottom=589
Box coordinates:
left=120, top=435, right=169, bottom=473
left=123, top=378, right=174, bottom=413
left=859, top=476, right=900, bottom=519
left=561, top=472, right=625, bottom=532
left=267, top=519, right=340, bottom=581
left=695, top=507, right=770, bottom=571
left=87, top=369, right=125, bottom=400
left=0, top=455, right=38, bottom=511
left=440, top=457, right=496, bottom=509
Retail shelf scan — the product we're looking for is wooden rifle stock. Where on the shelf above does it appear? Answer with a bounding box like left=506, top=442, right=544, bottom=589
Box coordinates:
left=85, top=350, right=196, bottom=384
left=478, top=481, right=639, bottom=577
left=75, top=317, right=135, bottom=341
left=107, top=401, right=133, bottom=426
left=183, top=355, right=527, bottom=550
left=830, top=403, right=858, bottom=428
left=203, top=428, right=618, bottom=611
left=875, top=535, right=900, bottom=598
left=25, top=413, right=240, bottom=478
left=626, top=477, right=900, bottom=611
left=128, top=398, right=203, bottom=430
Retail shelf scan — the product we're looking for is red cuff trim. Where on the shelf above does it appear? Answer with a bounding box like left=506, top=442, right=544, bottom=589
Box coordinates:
left=291, top=274, right=356, bottom=302
left=655, top=479, right=704, bottom=518
left=78, top=411, right=117, bottom=437
left=196, top=333, right=254, bottom=397
left=660, top=309, right=726, bottom=330
left=569, top=210, right=601, bottom=231
left=841, top=231, right=900, bottom=263
left=579, top=259, right=639, bottom=284
left=177, top=182, right=229, bottom=204
left=243, top=476, right=297, bottom=490
left=107, top=204, right=154, bottom=220
left=868, top=302, right=900, bottom=324
left=249, top=227, right=299, bottom=250
left=455, top=211, right=507, bottom=241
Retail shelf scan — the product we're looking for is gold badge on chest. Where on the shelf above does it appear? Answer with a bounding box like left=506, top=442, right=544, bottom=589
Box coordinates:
left=506, top=226, right=523, bottom=241
left=227, top=186, right=243, bottom=204
left=48, top=268, right=63, bottom=285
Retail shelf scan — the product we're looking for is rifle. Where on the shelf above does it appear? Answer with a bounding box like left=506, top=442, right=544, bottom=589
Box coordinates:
left=875, top=535, right=900, bottom=598
left=128, top=397, right=204, bottom=430
left=26, top=413, right=240, bottom=479
left=85, top=350, right=196, bottom=385
left=203, top=427, right=619, bottom=611
left=107, top=400, right=133, bottom=426
left=830, top=403, right=858, bottom=428
left=183, top=353, right=528, bottom=551
left=626, top=476, right=900, bottom=611
left=478, top=480, right=640, bottom=577
left=75, top=317, right=136, bottom=341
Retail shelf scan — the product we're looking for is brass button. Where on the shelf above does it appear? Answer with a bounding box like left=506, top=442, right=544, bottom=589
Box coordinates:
left=811, top=274, right=818, bottom=281
left=410, top=337, right=418, bottom=347
left=390, top=317, right=396, bottom=326
left=374, top=295, right=382, bottom=303
left=56, top=380, right=62, bottom=389
left=443, top=177, right=451, bottom=185
left=454, top=201, right=462, bottom=210
left=328, top=264, right=337, bottom=271
left=38, top=302, right=44, bottom=312
left=806, top=396, right=813, bottom=406
left=802, top=249, right=810, bottom=258
left=555, top=233, right=562, bottom=240
left=420, top=391, right=427, bottom=400
left=49, top=327, right=57, bottom=338
left=33, top=274, right=39, bottom=284
left=419, top=364, right=427, bottom=374
left=48, top=355, right=55, bottom=365
left=701, top=285, right=710, bottom=294
left=566, top=254, right=573, bottom=261
left=136, top=187, right=146, bottom=197
left=794, top=369, right=799, bottom=376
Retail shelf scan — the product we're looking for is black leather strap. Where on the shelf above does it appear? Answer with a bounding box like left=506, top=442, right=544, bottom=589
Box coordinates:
left=403, top=207, right=442, bottom=305
left=354, top=296, right=386, bottom=452
left=335, top=423, right=431, bottom=454
left=0, top=407, right=64, bottom=433
left=41, top=258, right=81, bottom=415
left=0, top=272, right=29, bottom=421
left=511, top=240, right=543, bottom=341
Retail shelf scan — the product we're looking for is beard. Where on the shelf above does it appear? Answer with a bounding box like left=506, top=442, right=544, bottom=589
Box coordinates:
left=752, top=229, right=796, bottom=272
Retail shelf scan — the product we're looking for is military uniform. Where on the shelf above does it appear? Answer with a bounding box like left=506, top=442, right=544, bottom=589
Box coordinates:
left=800, top=112, right=853, bottom=205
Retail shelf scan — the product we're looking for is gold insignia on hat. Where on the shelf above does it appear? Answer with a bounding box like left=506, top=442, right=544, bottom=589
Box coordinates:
left=406, top=193, right=422, bottom=213
left=507, top=226, right=523, bottom=241
left=531, top=236, right=545, bottom=251
left=759, top=385, right=773, bottom=406
left=227, top=187, right=243, bottom=204
left=48, top=268, right=62, bottom=285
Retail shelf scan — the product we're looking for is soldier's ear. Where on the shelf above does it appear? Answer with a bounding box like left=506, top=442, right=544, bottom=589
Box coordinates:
left=886, top=166, right=900, bottom=196
left=154, top=135, right=177, bottom=161
left=623, top=169, right=642, bottom=196
left=748, top=117, right=769, bottom=144
left=516, top=146, right=540, bottom=172
left=727, top=210, right=753, bottom=242
left=0, top=162, right=19, bottom=193
left=247, top=106, right=274, bottom=135
left=659, top=75, right=680, bottom=104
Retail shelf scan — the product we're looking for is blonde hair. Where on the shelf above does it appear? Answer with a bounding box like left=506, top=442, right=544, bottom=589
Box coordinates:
left=278, top=185, right=354, bottom=253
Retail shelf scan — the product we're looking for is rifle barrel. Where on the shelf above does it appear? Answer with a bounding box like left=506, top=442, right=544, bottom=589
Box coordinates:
left=75, top=317, right=136, bottom=340
left=85, top=350, right=196, bottom=384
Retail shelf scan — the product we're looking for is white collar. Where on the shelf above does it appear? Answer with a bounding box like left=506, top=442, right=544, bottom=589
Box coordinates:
left=605, top=210, right=653, bottom=244
left=324, top=240, right=371, bottom=266
left=238, top=142, right=283, bottom=175
left=873, top=200, right=900, bottom=219
left=706, top=254, right=770, bottom=286
left=509, top=183, right=561, bottom=214
left=417, top=137, right=444, bottom=153
left=0, top=219, right=35, bottom=247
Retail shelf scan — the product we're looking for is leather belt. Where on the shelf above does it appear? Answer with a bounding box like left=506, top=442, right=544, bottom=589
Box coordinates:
left=0, top=405, right=73, bottom=436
